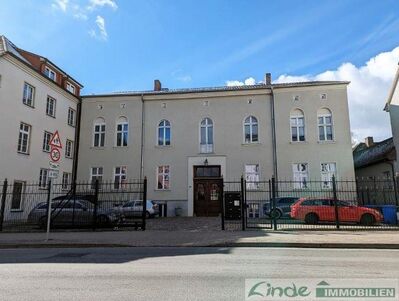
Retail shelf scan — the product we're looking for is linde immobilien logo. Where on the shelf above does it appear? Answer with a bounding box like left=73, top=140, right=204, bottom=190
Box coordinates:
left=245, top=279, right=398, bottom=301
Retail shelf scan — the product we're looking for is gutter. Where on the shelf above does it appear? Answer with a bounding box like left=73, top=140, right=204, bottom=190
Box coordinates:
left=72, top=98, right=82, bottom=183
left=270, top=86, right=278, bottom=180
left=139, top=94, right=145, bottom=181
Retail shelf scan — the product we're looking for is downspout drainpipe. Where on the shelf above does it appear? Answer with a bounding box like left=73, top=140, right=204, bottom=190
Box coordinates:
left=270, top=86, right=278, bottom=181
left=388, top=161, right=398, bottom=205
left=72, top=98, right=82, bottom=184
left=139, top=94, right=145, bottom=181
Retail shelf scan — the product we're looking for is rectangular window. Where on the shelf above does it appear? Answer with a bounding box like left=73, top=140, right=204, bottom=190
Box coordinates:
left=39, top=168, right=49, bottom=189
left=65, top=140, right=74, bottom=158
left=90, top=167, right=103, bottom=189
left=318, top=116, right=333, bottom=141
left=157, top=165, right=170, bottom=190
left=114, top=166, right=127, bottom=190
left=93, top=123, right=106, bottom=147
left=44, top=67, right=56, bottom=81
left=46, top=96, right=56, bottom=117
left=42, top=131, right=52, bottom=152
left=11, top=181, right=25, bottom=211
left=68, top=108, right=76, bottom=127
left=66, top=82, right=75, bottom=94
left=18, top=122, right=31, bottom=154
left=248, top=203, right=260, bottom=218
left=116, top=123, right=128, bottom=147
left=321, top=163, right=336, bottom=189
left=62, top=172, right=72, bottom=190
left=245, top=164, right=260, bottom=190
left=23, top=83, right=35, bottom=107
left=292, top=163, right=308, bottom=189
left=290, top=117, right=305, bottom=142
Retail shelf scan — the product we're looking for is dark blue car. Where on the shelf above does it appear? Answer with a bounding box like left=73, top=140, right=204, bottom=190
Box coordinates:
left=263, top=197, right=299, bottom=219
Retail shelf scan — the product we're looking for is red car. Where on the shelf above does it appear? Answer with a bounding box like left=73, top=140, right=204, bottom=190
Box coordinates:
left=290, top=198, right=383, bottom=225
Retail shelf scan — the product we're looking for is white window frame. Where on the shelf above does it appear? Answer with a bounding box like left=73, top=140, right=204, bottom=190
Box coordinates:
left=22, top=82, right=35, bottom=107
left=200, top=118, right=214, bottom=153
left=68, top=108, right=76, bottom=127
left=44, top=66, right=57, bottom=81
left=116, top=118, right=129, bottom=147
left=90, top=167, right=103, bottom=189
left=113, top=166, right=127, bottom=190
left=93, top=120, right=106, bottom=147
left=46, top=96, right=56, bottom=118
left=318, top=113, right=334, bottom=142
left=42, top=131, right=52, bottom=153
left=156, top=165, right=170, bottom=190
left=321, top=163, right=336, bottom=189
left=290, top=115, right=305, bottom=142
left=62, top=172, right=72, bottom=191
left=11, top=180, right=26, bottom=211
left=65, top=139, right=74, bottom=158
left=243, top=116, right=259, bottom=144
left=39, top=168, right=49, bottom=189
left=245, top=164, right=260, bottom=190
left=157, top=119, right=171, bottom=146
left=66, top=82, right=75, bottom=94
left=18, top=122, right=31, bottom=154
left=292, top=163, right=309, bottom=189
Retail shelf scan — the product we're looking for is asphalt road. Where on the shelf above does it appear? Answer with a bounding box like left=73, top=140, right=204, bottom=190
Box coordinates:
left=0, top=247, right=398, bottom=301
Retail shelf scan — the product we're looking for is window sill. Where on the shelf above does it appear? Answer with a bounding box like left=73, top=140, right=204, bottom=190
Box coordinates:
left=155, top=145, right=172, bottom=149
left=10, top=209, right=23, bottom=213
left=155, top=189, right=171, bottom=192
left=65, top=156, right=73, bottom=160
left=242, top=142, right=261, bottom=146
left=23, top=103, right=35, bottom=109
left=17, top=151, right=30, bottom=156
left=90, top=147, right=105, bottom=150
left=43, top=150, right=50, bottom=153
left=68, top=124, right=76, bottom=128
left=289, top=141, right=307, bottom=144
left=317, top=140, right=336, bottom=144
left=113, top=146, right=129, bottom=149
left=46, top=114, right=56, bottom=119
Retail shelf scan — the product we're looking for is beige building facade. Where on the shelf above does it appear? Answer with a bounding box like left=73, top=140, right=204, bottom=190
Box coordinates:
left=77, top=79, right=355, bottom=216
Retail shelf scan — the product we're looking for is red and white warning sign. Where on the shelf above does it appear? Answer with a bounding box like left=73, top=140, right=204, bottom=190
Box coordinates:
left=49, top=131, right=62, bottom=149
left=50, top=147, right=61, bottom=162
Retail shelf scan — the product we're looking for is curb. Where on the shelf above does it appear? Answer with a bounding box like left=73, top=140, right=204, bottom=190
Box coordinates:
left=0, top=242, right=399, bottom=249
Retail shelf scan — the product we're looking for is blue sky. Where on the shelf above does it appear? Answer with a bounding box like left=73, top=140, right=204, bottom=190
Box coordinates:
left=1, top=0, right=399, bottom=141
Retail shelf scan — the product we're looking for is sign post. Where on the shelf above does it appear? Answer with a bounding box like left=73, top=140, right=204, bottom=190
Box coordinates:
left=45, top=131, right=62, bottom=241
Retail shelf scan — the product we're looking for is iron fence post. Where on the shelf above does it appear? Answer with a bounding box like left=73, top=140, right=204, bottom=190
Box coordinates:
left=92, top=179, right=99, bottom=231
left=142, top=177, right=147, bottom=231
left=240, top=176, right=246, bottom=231
left=0, top=179, right=8, bottom=232
left=46, top=179, right=52, bottom=239
left=221, top=178, right=225, bottom=230
left=271, top=177, right=277, bottom=230
left=395, top=176, right=399, bottom=207
left=332, top=175, right=340, bottom=229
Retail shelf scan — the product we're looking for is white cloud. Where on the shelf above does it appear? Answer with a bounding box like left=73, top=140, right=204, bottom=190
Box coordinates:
left=52, top=0, right=69, bottom=12
left=226, top=77, right=257, bottom=86
left=89, top=15, right=108, bottom=41
left=226, top=47, right=399, bottom=143
left=87, top=0, right=118, bottom=11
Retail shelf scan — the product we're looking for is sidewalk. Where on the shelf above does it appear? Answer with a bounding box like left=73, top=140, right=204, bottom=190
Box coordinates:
left=0, top=230, right=398, bottom=249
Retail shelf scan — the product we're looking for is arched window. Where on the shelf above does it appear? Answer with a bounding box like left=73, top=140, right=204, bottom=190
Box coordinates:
left=318, top=108, right=333, bottom=141
left=244, top=116, right=258, bottom=143
left=116, top=116, right=128, bottom=147
left=200, top=118, right=213, bottom=153
left=158, top=120, right=171, bottom=146
left=93, top=117, right=106, bottom=147
left=290, top=109, right=305, bottom=142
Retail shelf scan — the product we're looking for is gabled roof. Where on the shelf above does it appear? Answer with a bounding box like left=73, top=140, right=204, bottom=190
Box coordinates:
left=353, top=137, right=396, bottom=169
left=83, top=80, right=349, bottom=98
left=0, top=36, right=31, bottom=65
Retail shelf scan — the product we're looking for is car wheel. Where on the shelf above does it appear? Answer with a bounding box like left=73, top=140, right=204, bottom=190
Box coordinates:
left=97, top=215, right=110, bottom=227
left=145, top=211, right=151, bottom=219
left=360, top=213, right=375, bottom=226
left=304, top=213, right=319, bottom=224
left=270, top=209, right=282, bottom=220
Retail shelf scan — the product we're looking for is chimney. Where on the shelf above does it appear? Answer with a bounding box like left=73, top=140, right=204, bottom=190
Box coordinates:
left=154, top=79, right=162, bottom=91
left=365, top=136, right=374, bottom=147
left=265, top=73, right=272, bottom=85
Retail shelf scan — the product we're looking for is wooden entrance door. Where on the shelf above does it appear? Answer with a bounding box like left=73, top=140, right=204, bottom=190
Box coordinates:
left=193, top=179, right=222, bottom=216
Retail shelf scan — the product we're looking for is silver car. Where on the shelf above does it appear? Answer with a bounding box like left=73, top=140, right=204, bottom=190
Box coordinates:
left=115, top=200, right=159, bottom=219
left=27, top=196, right=120, bottom=228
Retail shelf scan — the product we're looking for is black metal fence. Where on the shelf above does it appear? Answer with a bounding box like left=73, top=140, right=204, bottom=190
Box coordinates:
left=0, top=178, right=147, bottom=232
left=222, top=177, right=399, bottom=231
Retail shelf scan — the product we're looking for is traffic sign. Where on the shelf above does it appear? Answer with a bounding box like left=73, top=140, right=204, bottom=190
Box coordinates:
left=50, top=148, right=61, bottom=162
left=49, top=131, right=62, bottom=149
left=49, top=169, right=59, bottom=179
left=49, top=161, right=59, bottom=169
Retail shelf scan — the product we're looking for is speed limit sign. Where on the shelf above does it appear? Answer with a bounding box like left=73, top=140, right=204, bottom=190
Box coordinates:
left=50, top=147, right=61, bottom=162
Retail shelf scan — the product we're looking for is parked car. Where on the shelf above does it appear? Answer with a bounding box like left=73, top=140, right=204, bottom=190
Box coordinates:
left=290, top=198, right=383, bottom=225
left=27, top=195, right=121, bottom=228
left=113, top=200, right=159, bottom=219
left=263, top=197, right=299, bottom=219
